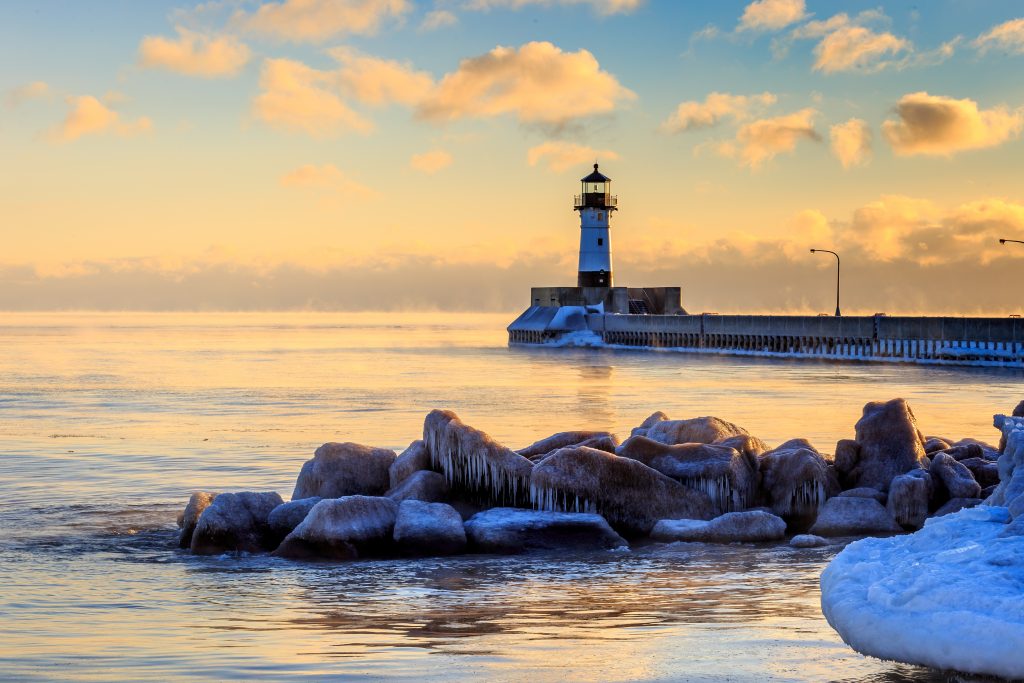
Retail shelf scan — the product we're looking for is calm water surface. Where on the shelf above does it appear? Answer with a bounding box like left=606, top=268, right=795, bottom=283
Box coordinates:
left=1, top=312, right=1019, bottom=682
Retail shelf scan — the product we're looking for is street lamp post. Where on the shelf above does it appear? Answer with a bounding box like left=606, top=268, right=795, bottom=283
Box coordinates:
left=1000, top=238, right=1024, bottom=246
left=810, top=248, right=841, bottom=317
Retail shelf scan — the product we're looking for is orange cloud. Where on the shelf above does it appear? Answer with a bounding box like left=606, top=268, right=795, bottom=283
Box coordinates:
left=138, top=27, right=251, bottom=77
left=973, top=18, right=1024, bottom=55
left=830, top=118, right=872, bottom=168
left=527, top=141, right=619, bottom=172
left=715, top=108, right=820, bottom=168
left=418, top=41, right=634, bottom=126
left=882, top=92, right=1024, bottom=157
left=662, top=91, right=776, bottom=133
left=328, top=47, right=434, bottom=106
left=409, top=149, right=453, bottom=173
left=5, top=81, right=50, bottom=108
left=48, top=95, right=152, bottom=142
left=252, top=58, right=372, bottom=137
left=813, top=24, right=910, bottom=73
left=737, top=0, right=806, bottom=32
left=418, top=9, right=458, bottom=31
left=466, top=0, right=642, bottom=15
left=280, top=163, right=377, bottom=197
left=236, top=0, right=410, bottom=42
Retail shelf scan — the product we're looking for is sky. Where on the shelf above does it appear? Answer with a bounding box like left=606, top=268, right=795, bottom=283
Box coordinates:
left=2, top=0, right=1024, bottom=314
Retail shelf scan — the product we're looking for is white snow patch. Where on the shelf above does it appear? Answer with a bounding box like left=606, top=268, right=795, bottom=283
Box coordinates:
left=820, top=505, right=1024, bottom=679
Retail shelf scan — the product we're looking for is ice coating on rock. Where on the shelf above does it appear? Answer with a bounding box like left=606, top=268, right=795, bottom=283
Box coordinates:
left=650, top=510, right=786, bottom=543
left=267, top=497, right=321, bottom=541
left=616, top=435, right=757, bottom=513
left=292, top=442, right=397, bottom=500
left=190, top=491, right=283, bottom=555
left=714, top=434, right=770, bottom=459
left=516, top=430, right=618, bottom=459
left=886, top=470, right=931, bottom=529
left=274, top=495, right=398, bottom=560
left=385, top=469, right=448, bottom=503
left=850, top=399, right=929, bottom=491
left=809, top=496, right=901, bottom=537
left=758, top=439, right=836, bottom=523
left=178, top=491, right=217, bottom=549
left=644, top=415, right=750, bottom=446
left=464, top=507, right=626, bottom=553
left=389, top=440, right=430, bottom=490
left=392, top=500, right=466, bottom=556
left=530, top=445, right=713, bottom=536
left=820, top=506, right=1024, bottom=679
left=629, top=411, right=669, bottom=438
left=422, top=409, right=534, bottom=507
left=930, top=451, right=982, bottom=501
left=790, top=534, right=829, bottom=548
left=987, top=415, right=1024, bottom=514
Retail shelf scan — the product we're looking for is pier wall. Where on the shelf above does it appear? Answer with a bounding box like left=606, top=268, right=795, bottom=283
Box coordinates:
left=508, top=308, right=1024, bottom=367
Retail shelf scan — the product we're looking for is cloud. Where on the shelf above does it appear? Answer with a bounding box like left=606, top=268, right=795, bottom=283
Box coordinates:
left=409, top=149, right=453, bottom=173
left=973, top=18, right=1024, bottom=55
left=661, top=91, right=776, bottom=133
left=138, top=27, right=251, bottom=77
left=812, top=24, right=910, bottom=73
left=419, top=9, right=458, bottom=31
left=418, top=41, right=634, bottom=126
left=328, top=47, right=434, bottom=106
left=252, top=58, right=372, bottom=137
left=236, top=0, right=411, bottom=42
left=830, top=118, right=872, bottom=168
left=48, top=95, right=153, bottom=142
left=737, top=0, right=806, bottom=32
left=882, top=92, right=1024, bottom=157
left=280, top=163, right=377, bottom=197
left=5, top=81, right=50, bottom=108
left=464, top=0, right=643, bottom=16
left=527, top=141, right=619, bottom=172
left=714, top=108, right=820, bottom=168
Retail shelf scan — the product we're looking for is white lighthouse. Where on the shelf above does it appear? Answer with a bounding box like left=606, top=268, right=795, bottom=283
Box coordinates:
left=574, top=163, right=617, bottom=287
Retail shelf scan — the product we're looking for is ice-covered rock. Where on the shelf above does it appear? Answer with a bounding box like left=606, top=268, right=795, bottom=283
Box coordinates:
left=516, top=430, right=618, bottom=459
left=178, top=491, right=217, bottom=549
left=385, top=469, right=449, bottom=503
left=922, top=436, right=952, bottom=454
left=997, top=400, right=1024, bottom=452
left=392, top=500, right=466, bottom=556
left=650, top=510, right=786, bottom=543
left=849, top=399, right=929, bottom=491
left=832, top=439, right=860, bottom=488
left=989, top=414, right=1024, bottom=515
left=274, top=495, right=398, bottom=560
left=933, top=443, right=983, bottom=462
left=630, top=411, right=669, bottom=438
left=530, top=445, right=713, bottom=536
left=790, top=534, right=830, bottom=548
left=267, top=497, right=321, bottom=541
left=714, top=434, right=770, bottom=459
left=464, top=507, right=626, bottom=553
left=837, top=487, right=886, bottom=503
left=821, top=506, right=1024, bottom=679
left=929, top=452, right=982, bottom=501
left=809, top=496, right=901, bottom=537
left=423, top=409, right=534, bottom=507
left=293, top=442, right=397, bottom=500
left=958, top=457, right=1000, bottom=488
left=388, top=440, right=430, bottom=489
left=190, top=491, right=283, bottom=555
left=886, top=470, right=931, bottom=529
left=644, top=415, right=750, bottom=446
left=617, top=435, right=757, bottom=513
left=931, top=497, right=981, bottom=517
left=758, top=439, right=836, bottom=526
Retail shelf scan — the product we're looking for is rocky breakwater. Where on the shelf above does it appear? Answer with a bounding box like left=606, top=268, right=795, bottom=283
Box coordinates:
left=175, top=399, right=1012, bottom=561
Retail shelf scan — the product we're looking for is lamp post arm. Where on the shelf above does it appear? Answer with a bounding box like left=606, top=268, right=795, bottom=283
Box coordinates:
left=810, top=248, right=841, bottom=317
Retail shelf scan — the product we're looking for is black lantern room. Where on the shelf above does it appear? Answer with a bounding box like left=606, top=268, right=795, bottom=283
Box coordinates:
left=573, top=164, right=618, bottom=212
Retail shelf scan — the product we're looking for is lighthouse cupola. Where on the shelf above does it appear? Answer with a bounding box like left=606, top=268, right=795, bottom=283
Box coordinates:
left=574, top=163, right=617, bottom=287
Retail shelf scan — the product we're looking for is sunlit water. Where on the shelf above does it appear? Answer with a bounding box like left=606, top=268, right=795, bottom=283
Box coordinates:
left=1, top=311, right=1019, bottom=682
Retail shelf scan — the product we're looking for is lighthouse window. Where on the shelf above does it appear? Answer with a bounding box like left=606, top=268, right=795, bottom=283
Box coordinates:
left=597, top=238, right=604, bottom=246
left=597, top=212, right=604, bottom=221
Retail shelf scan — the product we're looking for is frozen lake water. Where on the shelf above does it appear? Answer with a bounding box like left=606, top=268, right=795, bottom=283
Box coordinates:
left=1, top=311, right=1019, bottom=681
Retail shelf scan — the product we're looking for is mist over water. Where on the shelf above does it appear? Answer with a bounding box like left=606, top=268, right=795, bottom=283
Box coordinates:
left=1, top=311, right=1018, bottom=681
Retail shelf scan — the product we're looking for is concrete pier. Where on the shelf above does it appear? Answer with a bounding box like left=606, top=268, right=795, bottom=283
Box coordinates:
left=508, top=308, right=1024, bottom=367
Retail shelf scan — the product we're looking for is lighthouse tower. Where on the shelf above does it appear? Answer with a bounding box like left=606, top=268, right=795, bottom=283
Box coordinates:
left=574, top=163, right=617, bottom=287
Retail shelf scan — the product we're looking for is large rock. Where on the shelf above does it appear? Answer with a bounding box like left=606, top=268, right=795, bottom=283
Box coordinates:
left=392, top=500, right=466, bottom=556
left=423, top=409, right=534, bottom=507
left=293, top=442, right=397, bottom=500
left=464, top=508, right=625, bottom=553
left=644, top=415, right=750, bottom=446
left=958, top=457, right=1000, bottom=488
left=886, top=470, right=931, bottom=529
left=630, top=411, right=669, bottom=438
left=650, top=510, right=786, bottom=543
left=850, top=399, right=929, bottom=491
left=809, top=496, right=901, bottom=537
left=530, top=445, right=713, bottom=536
left=274, top=496, right=398, bottom=560
left=715, top=434, right=770, bottom=459
left=516, top=431, right=618, bottom=459
left=267, top=497, right=321, bottom=542
left=930, top=452, right=982, bottom=500
left=190, top=491, right=283, bottom=554
left=758, top=439, right=836, bottom=525
left=617, top=435, right=757, bottom=513
left=838, top=488, right=886, bottom=503
left=178, top=491, right=217, bottom=549
left=922, top=437, right=953, bottom=454
left=388, top=440, right=430, bottom=489
left=386, top=470, right=449, bottom=503
left=833, top=439, right=860, bottom=488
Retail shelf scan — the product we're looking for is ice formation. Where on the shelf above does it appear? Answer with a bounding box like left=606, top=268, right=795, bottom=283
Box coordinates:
left=464, top=507, right=626, bottom=553
left=885, top=470, right=931, bottom=529
left=643, top=415, right=750, bottom=446
left=392, top=500, right=466, bottom=556
left=820, top=415, right=1024, bottom=679
left=757, top=439, right=836, bottom=523
left=190, top=491, right=283, bottom=555
left=178, top=491, right=217, bottom=548
left=292, top=442, right=397, bottom=500
left=516, top=430, right=618, bottom=459
left=846, top=399, right=929, bottom=491
left=650, top=510, right=786, bottom=544
left=422, top=409, right=534, bottom=508
left=388, top=440, right=429, bottom=489
left=274, top=495, right=398, bottom=560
